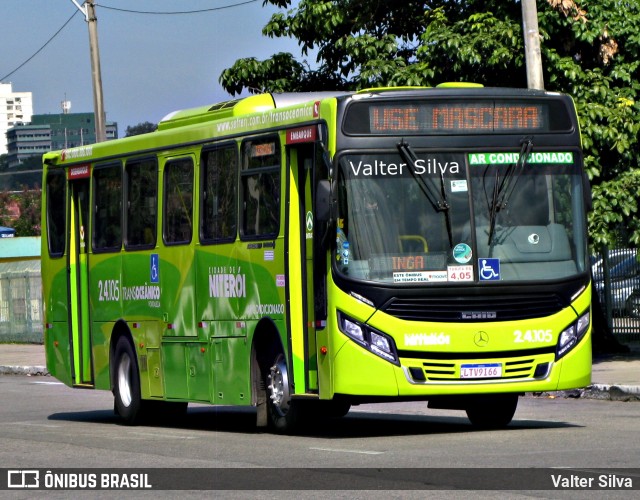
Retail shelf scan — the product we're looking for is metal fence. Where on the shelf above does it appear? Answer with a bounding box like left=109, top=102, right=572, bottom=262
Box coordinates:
left=592, top=247, right=640, bottom=343
left=0, top=270, right=43, bottom=343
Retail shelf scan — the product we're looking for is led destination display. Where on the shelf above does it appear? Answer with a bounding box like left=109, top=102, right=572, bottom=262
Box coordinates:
left=344, top=99, right=573, bottom=135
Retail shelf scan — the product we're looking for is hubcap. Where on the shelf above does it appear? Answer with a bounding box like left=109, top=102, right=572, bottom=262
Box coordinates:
left=117, top=353, right=132, bottom=408
left=267, top=354, right=290, bottom=416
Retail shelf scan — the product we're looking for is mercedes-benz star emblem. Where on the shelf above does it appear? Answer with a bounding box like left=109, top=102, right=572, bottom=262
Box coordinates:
left=474, top=331, right=489, bottom=347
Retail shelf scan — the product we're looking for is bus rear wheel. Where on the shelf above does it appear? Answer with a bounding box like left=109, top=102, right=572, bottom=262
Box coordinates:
left=465, top=394, right=518, bottom=429
left=113, top=337, right=144, bottom=425
left=266, top=353, right=300, bottom=433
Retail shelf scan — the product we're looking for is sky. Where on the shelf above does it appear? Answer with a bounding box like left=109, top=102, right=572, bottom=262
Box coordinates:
left=2, top=0, right=304, bottom=136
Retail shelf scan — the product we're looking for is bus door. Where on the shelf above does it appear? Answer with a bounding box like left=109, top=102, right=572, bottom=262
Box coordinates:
left=67, top=173, right=93, bottom=386
left=286, top=128, right=325, bottom=394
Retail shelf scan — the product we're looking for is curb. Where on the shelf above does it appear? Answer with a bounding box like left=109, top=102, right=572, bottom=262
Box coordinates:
left=581, top=384, right=640, bottom=401
left=0, top=366, right=50, bottom=376
left=532, top=385, right=640, bottom=402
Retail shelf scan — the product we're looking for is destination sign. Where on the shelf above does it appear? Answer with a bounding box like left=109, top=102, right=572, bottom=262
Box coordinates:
left=344, top=99, right=573, bottom=135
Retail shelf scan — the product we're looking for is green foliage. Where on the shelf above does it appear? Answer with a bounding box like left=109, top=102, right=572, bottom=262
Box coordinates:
left=220, top=0, right=640, bottom=248
left=125, top=121, right=158, bottom=137
left=0, top=187, right=41, bottom=236
left=538, top=0, right=640, bottom=249
left=220, top=53, right=317, bottom=94
left=0, top=191, right=12, bottom=226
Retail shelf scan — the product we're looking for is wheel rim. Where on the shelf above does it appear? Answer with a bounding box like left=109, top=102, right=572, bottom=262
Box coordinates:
left=267, top=354, right=290, bottom=416
left=117, top=353, right=133, bottom=408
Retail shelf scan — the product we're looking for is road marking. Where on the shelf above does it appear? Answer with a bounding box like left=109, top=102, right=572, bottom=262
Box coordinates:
left=5, top=422, right=61, bottom=428
left=129, top=431, right=197, bottom=440
left=310, top=447, right=384, bottom=455
left=31, top=381, right=64, bottom=385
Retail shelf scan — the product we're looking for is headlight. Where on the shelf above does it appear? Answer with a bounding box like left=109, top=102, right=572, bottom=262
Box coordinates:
left=556, top=311, right=590, bottom=360
left=337, top=312, right=399, bottom=365
left=340, top=315, right=365, bottom=343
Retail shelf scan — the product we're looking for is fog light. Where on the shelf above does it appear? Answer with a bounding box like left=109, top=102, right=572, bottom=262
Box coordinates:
left=409, top=367, right=426, bottom=381
left=533, top=362, right=550, bottom=379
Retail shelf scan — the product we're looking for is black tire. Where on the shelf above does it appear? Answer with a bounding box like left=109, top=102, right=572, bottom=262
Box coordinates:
left=465, top=394, right=518, bottom=429
left=113, top=337, right=144, bottom=425
left=316, top=400, right=351, bottom=419
left=144, top=400, right=188, bottom=423
left=266, top=352, right=301, bottom=433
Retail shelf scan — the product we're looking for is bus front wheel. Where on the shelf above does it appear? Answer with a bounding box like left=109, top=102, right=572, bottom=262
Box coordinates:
left=266, top=353, right=300, bottom=433
left=113, top=337, right=143, bottom=425
left=465, top=394, right=518, bottom=429
left=316, top=400, right=351, bottom=418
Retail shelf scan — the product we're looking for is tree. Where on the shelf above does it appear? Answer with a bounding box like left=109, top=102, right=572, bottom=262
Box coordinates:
left=11, top=187, right=41, bottom=236
left=0, top=190, right=14, bottom=226
left=125, top=121, right=157, bottom=137
left=0, top=187, right=41, bottom=236
left=220, top=0, right=640, bottom=249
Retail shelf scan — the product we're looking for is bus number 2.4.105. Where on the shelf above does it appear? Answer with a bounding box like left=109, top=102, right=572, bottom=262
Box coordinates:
left=98, top=279, right=120, bottom=302
left=514, top=329, right=552, bottom=343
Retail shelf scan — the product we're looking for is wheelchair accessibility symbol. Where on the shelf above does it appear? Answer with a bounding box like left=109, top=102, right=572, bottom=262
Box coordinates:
left=150, top=254, right=159, bottom=283
left=479, top=258, right=500, bottom=281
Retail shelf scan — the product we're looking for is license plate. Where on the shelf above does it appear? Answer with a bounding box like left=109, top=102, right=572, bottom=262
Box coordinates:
left=460, top=363, right=502, bottom=379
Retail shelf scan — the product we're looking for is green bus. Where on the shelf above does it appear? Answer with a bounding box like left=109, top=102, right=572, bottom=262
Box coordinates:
left=42, top=85, right=592, bottom=432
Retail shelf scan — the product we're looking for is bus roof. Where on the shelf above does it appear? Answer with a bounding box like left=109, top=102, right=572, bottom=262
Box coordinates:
left=42, top=86, right=572, bottom=168
left=157, top=92, right=350, bottom=131
left=43, top=91, right=351, bottom=167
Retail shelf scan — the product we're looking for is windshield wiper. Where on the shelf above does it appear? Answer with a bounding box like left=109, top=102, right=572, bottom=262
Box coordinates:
left=487, top=138, right=534, bottom=246
left=397, top=139, right=453, bottom=247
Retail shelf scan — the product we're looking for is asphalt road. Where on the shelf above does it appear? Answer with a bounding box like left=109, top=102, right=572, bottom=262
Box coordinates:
left=0, top=376, right=638, bottom=498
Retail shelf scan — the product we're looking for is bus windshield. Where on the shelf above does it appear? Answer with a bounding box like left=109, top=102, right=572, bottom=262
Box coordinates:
left=334, top=149, right=587, bottom=284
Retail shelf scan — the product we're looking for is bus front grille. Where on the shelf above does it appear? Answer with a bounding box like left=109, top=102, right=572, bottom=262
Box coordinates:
left=403, top=355, right=554, bottom=384
left=409, top=359, right=537, bottom=382
left=382, top=293, right=565, bottom=322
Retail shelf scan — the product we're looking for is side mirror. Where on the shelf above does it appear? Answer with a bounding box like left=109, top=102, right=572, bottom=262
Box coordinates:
left=316, top=180, right=331, bottom=222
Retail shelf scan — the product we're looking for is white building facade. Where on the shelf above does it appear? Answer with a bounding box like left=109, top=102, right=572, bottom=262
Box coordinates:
left=0, top=83, right=33, bottom=155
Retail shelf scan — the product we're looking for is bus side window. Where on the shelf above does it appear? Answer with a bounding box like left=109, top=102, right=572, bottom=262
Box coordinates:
left=46, top=170, right=66, bottom=257
left=164, top=157, right=194, bottom=245
left=240, top=137, right=280, bottom=239
left=201, top=145, right=238, bottom=243
left=93, top=163, right=122, bottom=252
left=125, top=157, right=158, bottom=250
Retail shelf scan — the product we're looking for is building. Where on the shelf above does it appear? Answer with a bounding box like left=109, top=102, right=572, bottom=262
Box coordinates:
left=4, top=124, right=50, bottom=167
left=6, top=112, right=118, bottom=168
left=0, top=83, right=33, bottom=155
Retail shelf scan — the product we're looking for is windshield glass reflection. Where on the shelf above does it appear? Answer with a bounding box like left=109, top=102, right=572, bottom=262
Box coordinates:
left=334, top=151, right=586, bottom=284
